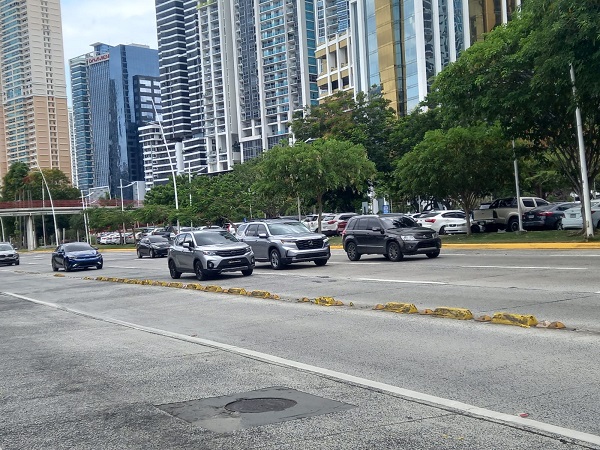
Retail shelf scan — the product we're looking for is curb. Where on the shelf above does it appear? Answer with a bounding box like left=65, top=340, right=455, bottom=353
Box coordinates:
left=79, top=276, right=568, bottom=331
left=331, top=243, right=600, bottom=250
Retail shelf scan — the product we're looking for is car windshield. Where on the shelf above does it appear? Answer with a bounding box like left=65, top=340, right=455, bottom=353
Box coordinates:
left=380, top=217, right=419, bottom=229
left=148, top=236, right=169, bottom=243
left=64, top=243, right=93, bottom=252
left=0, top=244, right=13, bottom=251
left=268, top=222, right=311, bottom=235
left=193, top=231, right=239, bottom=245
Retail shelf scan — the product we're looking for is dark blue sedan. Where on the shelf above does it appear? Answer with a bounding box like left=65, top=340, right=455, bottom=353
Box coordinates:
left=52, top=242, right=103, bottom=272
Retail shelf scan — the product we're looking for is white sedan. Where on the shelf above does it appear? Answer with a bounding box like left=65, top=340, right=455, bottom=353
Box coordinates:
left=561, top=200, right=600, bottom=229
left=416, top=210, right=467, bottom=234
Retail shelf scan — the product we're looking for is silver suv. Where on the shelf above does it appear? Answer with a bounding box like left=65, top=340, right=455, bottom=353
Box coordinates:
left=0, top=242, right=19, bottom=266
left=168, top=230, right=255, bottom=281
left=237, top=220, right=330, bottom=269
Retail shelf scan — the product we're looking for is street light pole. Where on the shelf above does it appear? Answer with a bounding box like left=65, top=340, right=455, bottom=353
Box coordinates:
left=34, top=160, right=59, bottom=246
left=120, top=180, right=135, bottom=244
left=81, top=190, right=90, bottom=244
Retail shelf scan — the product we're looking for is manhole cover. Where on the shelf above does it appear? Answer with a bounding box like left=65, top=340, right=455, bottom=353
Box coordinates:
left=225, top=397, right=297, bottom=413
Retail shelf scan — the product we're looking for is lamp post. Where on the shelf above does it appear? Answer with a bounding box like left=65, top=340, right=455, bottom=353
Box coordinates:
left=33, top=159, right=59, bottom=246
left=120, top=180, right=136, bottom=244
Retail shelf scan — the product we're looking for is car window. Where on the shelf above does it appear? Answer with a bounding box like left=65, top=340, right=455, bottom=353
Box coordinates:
left=148, top=236, right=168, bottom=243
left=256, top=224, right=268, bottom=235
left=381, top=217, right=418, bottom=228
left=355, top=218, right=370, bottom=230
left=141, top=238, right=149, bottom=244
left=193, top=231, right=239, bottom=245
left=63, top=243, right=93, bottom=252
left=346, top=218, right=357, bottom=230
left=182, top=234, right=194, bottom=246
left=245, top=224, right=258, bottom=237
left=367, top=218, right=381, bottom=230
left=173, top=234, right=185, bottom=246
left=523, top=199, right=535, bottom=207
left=535, top=198, right=550, bottom=206
left=268, top=222, right=310, bottom=235
left=0, top=244, right=13, bottom=251
left=339, top=214, right=354, bottom=220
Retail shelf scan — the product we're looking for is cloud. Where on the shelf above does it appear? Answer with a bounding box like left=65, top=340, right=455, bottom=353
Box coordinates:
left=60, top=0, right=158, bottom=60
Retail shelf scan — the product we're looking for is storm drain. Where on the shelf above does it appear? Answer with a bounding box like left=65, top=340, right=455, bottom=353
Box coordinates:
left=156, top=386, right=354, bottom=432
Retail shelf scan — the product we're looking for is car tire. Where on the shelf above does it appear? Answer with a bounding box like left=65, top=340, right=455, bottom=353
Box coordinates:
left=96, top=263, right=103, bottom=269
left=137, top=250, right=143, bottom=259
left=150, top=249, right=155, bottom=259
left=52, top=261, right=58, bottom=272
left=241, top=268, right=253, bottom=276
left=194, top=260, right=208, bottom=280
left=270, top=249, right=285, bottom=270
left=471, top=224, right=481, bottom=233
left=555, top=220, right=563, bottom=230
left=387, top=241, right=403, bottom=262
left=15, top=261, right=19, bottom=266
left=438, top=226, right=446, bottom=235
left=426, top=250, right=441, bottom=258
left=314, top=259, right=327, bottom=266
left=507, top=218, right=519, bottom=232
left=64, top=260, right=71, bottom=272
left=345, top=242, right=361, bottom=261
left=168, top=260, right=181, bottom=279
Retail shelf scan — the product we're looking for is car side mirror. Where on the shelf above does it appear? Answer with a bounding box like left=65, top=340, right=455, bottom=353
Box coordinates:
left=258, top=233, right=268, bottom=238
left=182, top=242, right=192, bottom=249
left=372, top=227, right=382, bottom=233
left=93, top=247, right=99, bottom=250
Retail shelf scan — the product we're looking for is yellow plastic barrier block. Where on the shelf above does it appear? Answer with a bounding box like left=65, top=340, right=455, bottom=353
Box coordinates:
left=373, top=304, right=385, bottom=310
left=382, top=302, right=418, bottom=314
left=491, top=312, right=538, bottom=328
left=298, top=297, right=311, bottom=303
left=420, top=308, right=435, bottom=315
left=314, top=296, right=344, bottom=306
left=83, top=276, right=94, bottom=280
left=125, top=279, right=139, bottom=284
left=185, top=283, right=203, bottom=290
left=549, top=321, right=566, bottom=329
left=225, top=287, right=248, bottom=295
left=475, top=315, right=492, bottom=322
left=96, top=276, right=108, bottom=281
left=53, top=273, right=65, bottom=277
left=433, top=307, right=474, bottom=320
left=249, top=290, right=271, bottom=298
left=204, top=285, right=223, bottom=293
left=168, top=282, right=184, bottom=288
left=270, top=294, right=281, bottom=300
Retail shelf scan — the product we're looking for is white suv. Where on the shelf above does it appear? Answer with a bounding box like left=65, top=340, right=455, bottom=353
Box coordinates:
left=320, top=213, right=358, bottom=236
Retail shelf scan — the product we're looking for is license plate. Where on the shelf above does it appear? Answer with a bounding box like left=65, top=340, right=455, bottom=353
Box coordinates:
left=570, top=214, right=576, bottom=218
left=527, top=215, right=534, bottom=219
left=228, top=259, right=243, bottom=264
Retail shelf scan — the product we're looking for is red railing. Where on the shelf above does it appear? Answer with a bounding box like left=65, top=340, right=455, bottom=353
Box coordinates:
left=0, top=199, right=144, bottom=209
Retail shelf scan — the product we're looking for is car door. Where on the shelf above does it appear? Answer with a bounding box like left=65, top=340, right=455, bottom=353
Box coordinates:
left=139, top=238, right=149, bottom=256
left=253, top=224, right=270, bottom=260
left=365, top=217, right=386, bottom=253
left=351, top=218, right=370, bottom=253
left=170, top=234, right=186, bottom=269
left=178, top=233, right=196, bottom=271
left=239, top=224, right=260, bottom=257
left=53, top=245, right=65, bottom=267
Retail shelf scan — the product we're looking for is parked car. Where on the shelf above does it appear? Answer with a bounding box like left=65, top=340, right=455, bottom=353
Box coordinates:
left=0, top=242, right=19, bottom=266
left=561, top=200, right=600, bottom=229
left=168, top=230, right=254, bottom=281
left=342, top=215, right=442, bottom=261
left=444, top=220, right=482, bottom=234
left=416, top=210, right=467, bottom=235
left=301, top=214, right=321, bottom=232
left=51, top=242, right=103, bottom=272
left=237, top=219, right=330, bottom=269
left=522, top=202, right=579, bottom=230
left=320, top=213, right=358, bottom=236
left=137, top=236, right=171, bottom=258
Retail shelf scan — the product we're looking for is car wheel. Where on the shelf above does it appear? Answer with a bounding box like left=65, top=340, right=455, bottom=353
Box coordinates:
left=168, top=260, right=181, bottom=279
left=15, top=261, right=19, bottom=266
left=438, top=226, right=446, bottom=235
left=426, top=250, right=441, bottom=258
left=64, top=260, right=71, bottom=272
left=52, top=261, right=58, bottom=272
left=96, top=263, right=103, bottom=269
left=150, top=249, right=155, bottom=258
left=137, top=249, right=143, bottom=259
left=345, top=242, right=361, bottom=261
left=270, top=249, right=284, bottom=270
left=194, top=260, right=208, bottom=280
left=387, top=241, right=403, bottom=262
left=507, top=218, right=519, bottom=232
left=471, top=224, right=481, bottom=233
left=555, top=220, right=563, bottom=230
left=241, top=268, right=253, bottom=276
left=314, top=259, right=327, bottom=266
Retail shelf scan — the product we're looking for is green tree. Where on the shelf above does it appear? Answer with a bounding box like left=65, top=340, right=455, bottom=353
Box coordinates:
left=394, top=125, right=513, bottom=235
left=1, top=162, right=29, bottom=201
left=430, top=0, right=600, bottom=201
left=256, top=139, right=376, bottom=230
left=24, top=169, right=80, bottom=200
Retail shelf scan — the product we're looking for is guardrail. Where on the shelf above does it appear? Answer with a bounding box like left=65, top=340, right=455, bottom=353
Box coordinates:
left=0, top=200, right=143, bottom=209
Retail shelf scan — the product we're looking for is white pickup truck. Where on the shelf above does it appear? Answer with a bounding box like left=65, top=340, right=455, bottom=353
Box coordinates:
left=472, top=197, right=550, bottom=232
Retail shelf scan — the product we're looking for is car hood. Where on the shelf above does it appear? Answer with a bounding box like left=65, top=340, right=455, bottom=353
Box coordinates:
left=0, top=249, right=16, bottom=255
left=272, top=232, right=327, bottom=240
left=386, top=227, right=438, bottom=237
left=150, top=242, right=171, bottom=247
left=196, top=243, right=249, bottom=251
left=64, top=250, right=100, bottom=257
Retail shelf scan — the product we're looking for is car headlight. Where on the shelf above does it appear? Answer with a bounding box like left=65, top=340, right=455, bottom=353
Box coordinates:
left=278, top=239, right=296, bottom=245
left=202, top=250, right=218, bottom=256
left=244, top=246, right=252, bottom=254
left=400, top=235, right=417, bottom=241
left=323, top=237, right=329, bottom=243
left=433, top=232, right=439, bottom=238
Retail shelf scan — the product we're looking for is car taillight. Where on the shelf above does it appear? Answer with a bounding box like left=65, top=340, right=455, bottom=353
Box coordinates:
left=425, top=218, right=436, bottom=223
left=538, top=211, right=553, bottom=216
left=328, top=220, right=336, bottom=224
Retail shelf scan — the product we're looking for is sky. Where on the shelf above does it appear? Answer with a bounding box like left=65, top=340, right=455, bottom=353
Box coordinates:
left=60, top=0, right=158, bottom=63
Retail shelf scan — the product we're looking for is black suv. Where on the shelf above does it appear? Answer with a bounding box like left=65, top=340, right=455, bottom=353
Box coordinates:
left=342, top=215, right=442, bottom=261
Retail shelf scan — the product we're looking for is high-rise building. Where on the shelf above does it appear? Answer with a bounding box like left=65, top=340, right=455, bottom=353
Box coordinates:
left=0, top=0, right=71, bottom=182
left=69, top=43, right=160, bottom=197
left=153, top=0, right=318, bottom=183
left=68, top=107, right=78, bottom=188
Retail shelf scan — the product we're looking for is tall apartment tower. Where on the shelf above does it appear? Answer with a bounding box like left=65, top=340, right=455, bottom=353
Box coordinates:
left=70, top=44, right=160, bottom=197
left=153, top=0, right=318, bottom=182
left=0, top=0, right=71, bottom=182
left=349, top=0, right=519, bottom=115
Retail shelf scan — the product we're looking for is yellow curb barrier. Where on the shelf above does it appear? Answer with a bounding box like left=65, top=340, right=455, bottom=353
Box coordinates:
left=116, top=278, right=127, bottom=283
left=125, top=279, right=139, bottom=284
left=373, top=304, right=385, bottom=310
left=298, top=297, right=311, bottom=303
left=168, top=282, right=184, bottom=288
left=381, top=302, right=418, bottom=314
left=433, top=307, right=474, bottom=320
left=270, top=294, right=281, bottom=300
left=83, top=276, right=94, bottom=280
left=549, top=321, right=566, bottom=329
left=225, top=287, right=248, bottom=295
left=420, top=308, right=435, bottom=315
left=314, top=296, right=344, bottom=306
left=249, top=290, right=271, bottom=298
left=53, top=273, right=65, bottom=277
left=491, top=312, right=538, bottom=328
left=475, top=315, right=492, bottom=322
left=203, top=285, right=223, bottom=293
left=186, top=283, right=203, bottom=290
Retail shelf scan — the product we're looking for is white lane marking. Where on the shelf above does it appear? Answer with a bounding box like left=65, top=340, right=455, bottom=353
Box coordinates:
left=2, top=291, right=599, bottom=447
left=252, top=272, right=447, bottom=285
left=357, top=277, right=447, bottom=285
left=461, top=265, right=586, bottom=271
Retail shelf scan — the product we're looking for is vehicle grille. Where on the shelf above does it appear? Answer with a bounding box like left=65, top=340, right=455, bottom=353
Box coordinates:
left=415, top=233, right=434, bottom=239
left=296, top=238, right=324, bottom=250
left=215, top=248, right=247, bottom=257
